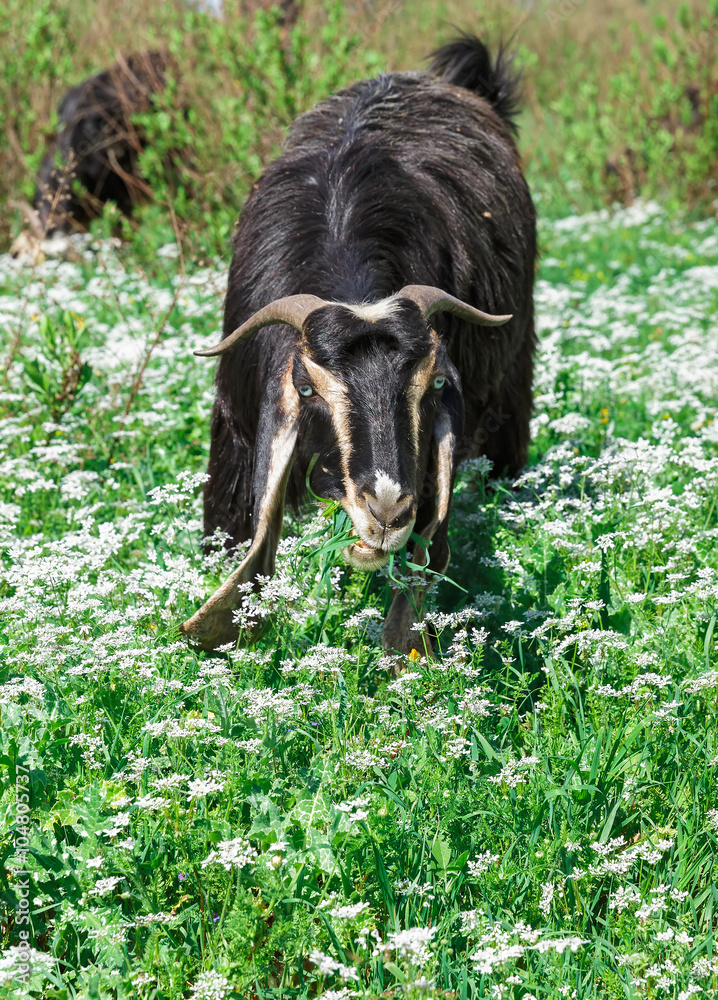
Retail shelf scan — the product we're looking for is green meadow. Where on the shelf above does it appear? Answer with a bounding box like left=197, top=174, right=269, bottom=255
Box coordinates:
left=2, top=1, right=718, bottom=997
left=2, top=201, right=718, bottom=997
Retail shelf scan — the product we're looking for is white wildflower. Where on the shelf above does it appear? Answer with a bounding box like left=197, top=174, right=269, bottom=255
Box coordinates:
left=187, top=778, right=225, bottom=799
left=188, top=970, right=229, bottom=1000
left=385, top=926, right=436, bottom=966
left=89, top=876, right=123, bottom=896
left=467, top=851, right=499, bottom=877
left=201, top=837, right=258, bottom=872
left=309, top=950, right=358, bottom=981
left=329, top=902, right=370, bottom=920
left=539, top=882, right=555, bottom=919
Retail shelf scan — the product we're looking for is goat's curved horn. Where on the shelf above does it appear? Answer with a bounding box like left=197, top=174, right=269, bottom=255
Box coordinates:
left=194, top=294, right=329, bottom=357
left=397, top=285, right=512, bottom=327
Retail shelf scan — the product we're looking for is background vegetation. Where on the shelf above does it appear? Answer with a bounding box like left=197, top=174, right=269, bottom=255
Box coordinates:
left=0, top=0, right=716, bottom=256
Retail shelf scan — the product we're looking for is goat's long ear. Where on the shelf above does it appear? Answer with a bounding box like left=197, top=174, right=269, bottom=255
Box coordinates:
left=398, top=284, right=512, bottom=327
left=180, top=364, right=300, bottom=651
left=414, top=405, right=459, bottom=566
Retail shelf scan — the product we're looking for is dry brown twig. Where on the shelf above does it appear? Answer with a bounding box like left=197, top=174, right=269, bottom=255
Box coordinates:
left=122, top=278, right=184, bottom=419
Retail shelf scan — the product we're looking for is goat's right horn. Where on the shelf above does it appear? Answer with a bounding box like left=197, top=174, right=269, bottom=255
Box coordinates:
left=397, top=284, right=512, bottom=327
left=195, top=294, right=329, bottom=357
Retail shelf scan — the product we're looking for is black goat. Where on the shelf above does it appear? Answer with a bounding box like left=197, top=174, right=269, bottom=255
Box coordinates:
left=181, top=35, right=536, bottom=652
left=32, top=52, right=171, bottom=236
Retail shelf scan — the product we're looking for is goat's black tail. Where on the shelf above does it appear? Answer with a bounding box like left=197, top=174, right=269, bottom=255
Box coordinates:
left=427, top=33, right=522, bottom=133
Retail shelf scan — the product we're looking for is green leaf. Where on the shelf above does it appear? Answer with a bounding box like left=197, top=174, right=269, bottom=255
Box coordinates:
left=384, top=962, right=406, bottom=983
left=292, top=789, right=330, bottom=831
left=306, top=825, right=336, bottom=874
left=448, top=849, right=470, bottom=873
left=22, top=358, right=52, bottom=396
left=432, top=835, right=451, bottom=871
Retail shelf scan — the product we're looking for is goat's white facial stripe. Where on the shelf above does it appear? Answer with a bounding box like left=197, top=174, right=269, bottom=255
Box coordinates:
left=342, top=297, right=401, bottom=322
left=301, top=354, right=355, bottom=497
left=373, top=470, right=402, bottom=506
left=406, top=346, right=438, bottom=461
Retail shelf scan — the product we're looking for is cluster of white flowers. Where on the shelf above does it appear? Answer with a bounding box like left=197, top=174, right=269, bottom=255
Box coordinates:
left=488, top=756, right=541, bottom=789
left=342, top=606, right=383, bottom=630
left=539, top=882, right=555, bottom=919
left=609, top=885, right=642, bottom=913
left=187, top=777, right=225, bottom=799
left=466, top=917, right=586, bottom=975
left=329, top=901, right=370, bottom=920
left=88, top=876, right=124, bottom=897
left=242, top=686, right=295, bottom=722
left=308, top=950, right=358, bottom=981
left=134, top=794, right=171, bottom=811
left=458, top=686, right=492, bottom=716
left=201, top=837, right=258, bottom=872
left=343, top=747, right=388, bottom=771
left=0, top=945, right=56, bottom=987
left=394, top=879, right=435, bottom=901
left=188, top=970, right=230, bottom=1000
left=336, top=797, right=370, bottom=823
left=383, top=926, right=437, bottom=966
left=466, top=851, right=500, bottom=877
left=0, top=675, right=44, bottom=702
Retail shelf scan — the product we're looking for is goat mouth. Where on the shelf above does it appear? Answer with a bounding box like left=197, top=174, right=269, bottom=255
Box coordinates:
left=344, top=537, right=390, bottom=570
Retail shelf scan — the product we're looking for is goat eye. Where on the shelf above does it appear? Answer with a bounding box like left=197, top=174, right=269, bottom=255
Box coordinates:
left=432, top=375, right=447, bottom=390
left=298, top=384, right=314, bottom=397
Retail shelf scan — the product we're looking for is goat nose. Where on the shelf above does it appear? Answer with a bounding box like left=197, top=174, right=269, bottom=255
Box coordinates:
left=365, top=492, right=415, bottom=530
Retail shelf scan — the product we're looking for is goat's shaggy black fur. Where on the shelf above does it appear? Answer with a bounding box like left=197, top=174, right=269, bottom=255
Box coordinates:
left=206, top=36, right=536, bottom=551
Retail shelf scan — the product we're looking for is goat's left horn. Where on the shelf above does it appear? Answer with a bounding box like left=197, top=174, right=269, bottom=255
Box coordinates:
left=194, top=294, right=329, bottom=357
left=397, top=285, right=512, bottom=327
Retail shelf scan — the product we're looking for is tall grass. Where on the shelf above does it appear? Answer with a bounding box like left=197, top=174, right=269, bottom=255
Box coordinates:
left=0, top=0, right=383, bottom=254
left=370, top=0, right=718, bottom=215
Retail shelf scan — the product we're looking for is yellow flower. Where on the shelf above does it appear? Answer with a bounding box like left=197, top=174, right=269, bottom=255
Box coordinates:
left=600, top=408, right=609, bottom=424
left=408, top=648, right=421, bottom=663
